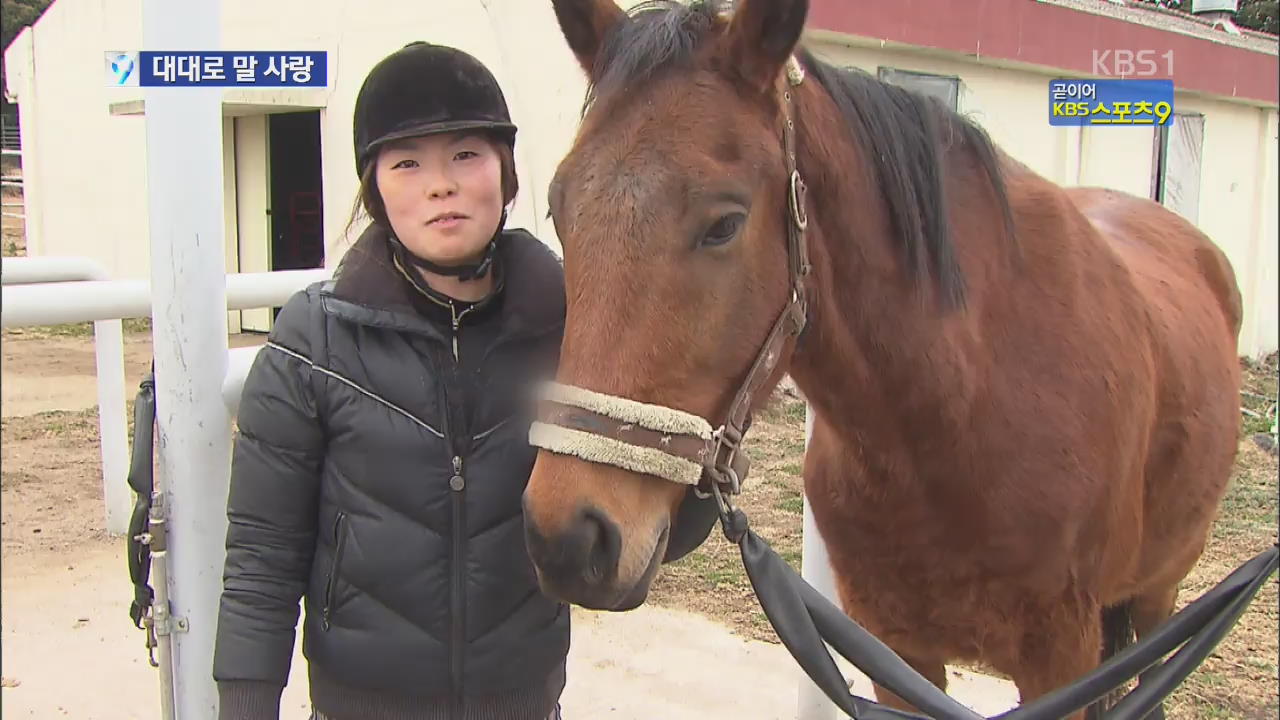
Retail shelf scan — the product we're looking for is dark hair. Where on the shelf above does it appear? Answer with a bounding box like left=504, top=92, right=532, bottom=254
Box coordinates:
left=344, top=132, right=519, bottom=237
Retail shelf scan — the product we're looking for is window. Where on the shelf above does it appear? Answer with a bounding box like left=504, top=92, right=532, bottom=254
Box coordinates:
left=877, top=67, right=961, bottom=111
left=1151, top=112, right=1205, bottom=224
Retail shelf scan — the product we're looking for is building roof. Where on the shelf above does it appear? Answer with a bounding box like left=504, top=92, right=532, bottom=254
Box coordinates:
left=1043, top=0, right=1278, bottom=55
left=807, top=0, right=1279, bottom=105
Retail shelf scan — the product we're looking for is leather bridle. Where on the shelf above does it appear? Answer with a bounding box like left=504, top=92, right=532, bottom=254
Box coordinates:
left=528, top=57, right=813, bottom=560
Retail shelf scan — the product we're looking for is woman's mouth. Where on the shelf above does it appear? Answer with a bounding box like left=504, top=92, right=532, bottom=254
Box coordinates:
left=428, top=212, right=468, bottom=228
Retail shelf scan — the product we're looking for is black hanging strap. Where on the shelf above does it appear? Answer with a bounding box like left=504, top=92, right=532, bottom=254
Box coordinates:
left=722, top=503, right=1278, bottom=720
left=125, top=363, right=159, bottom=665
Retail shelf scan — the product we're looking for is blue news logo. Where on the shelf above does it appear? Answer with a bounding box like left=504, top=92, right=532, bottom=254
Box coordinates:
left=106, top=52, right=140, bottom=87
left=1048, top=79, right=1175, bottom=127
left=104, top=51, right=327, bottom=87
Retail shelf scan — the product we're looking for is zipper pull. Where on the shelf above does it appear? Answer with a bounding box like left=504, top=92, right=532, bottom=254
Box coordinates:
left=450, top=455, right=465, bottom=491
left=451, top=302, right=460, bottom=363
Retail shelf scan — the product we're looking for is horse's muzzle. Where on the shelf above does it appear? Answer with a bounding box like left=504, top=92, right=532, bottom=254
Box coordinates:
left=523, top=502, right=620, bottom=604
left=523, top=500, right=664, bottom=610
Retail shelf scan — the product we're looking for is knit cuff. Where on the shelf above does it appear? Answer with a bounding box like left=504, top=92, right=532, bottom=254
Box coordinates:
left=217, top=680, right=284, bottom=720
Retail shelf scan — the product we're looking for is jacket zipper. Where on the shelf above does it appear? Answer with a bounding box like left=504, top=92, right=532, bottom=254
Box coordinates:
left=322, top=511, right=348, bottom=631
left=450, top=300, right=477, bottom=363
left=449, top=454, right=466, bottom=714
left=442, top=305, right=470, bottom=715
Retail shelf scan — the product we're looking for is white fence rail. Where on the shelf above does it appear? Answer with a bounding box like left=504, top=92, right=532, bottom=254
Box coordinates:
left=2, top=267, right=329, bottom=326
left=1, top=256, right=331, bottom=536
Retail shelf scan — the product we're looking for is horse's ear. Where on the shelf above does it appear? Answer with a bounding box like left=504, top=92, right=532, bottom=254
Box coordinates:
left=551, top=0, right=628, bottom=77
left=722, top=0, right=809, bottom=90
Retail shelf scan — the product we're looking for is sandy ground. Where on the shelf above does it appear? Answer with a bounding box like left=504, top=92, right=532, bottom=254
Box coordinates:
left=0, top=329, right=264, bottom=419
left=1, top=331, right=155, bottom=418
left=0, top=537, right=1017, bottom=720
left=0, top=328, right=1020, bottom=719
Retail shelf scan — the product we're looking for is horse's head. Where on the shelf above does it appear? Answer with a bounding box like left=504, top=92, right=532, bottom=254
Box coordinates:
left=522, top=0, right=813, bottom=610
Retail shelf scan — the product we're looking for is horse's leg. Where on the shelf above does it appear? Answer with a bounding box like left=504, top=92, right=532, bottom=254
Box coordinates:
left=1127, top=583, right=1180, bottom=720
left=1011, top=596, right=1101, bottom=720
left=870, top=654, right=949, bottom=714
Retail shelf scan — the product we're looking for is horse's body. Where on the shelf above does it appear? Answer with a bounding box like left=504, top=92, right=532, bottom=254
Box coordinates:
left=522, top=1, right=1243, bottom=717
left=795, top=159, right=1242, bottom=703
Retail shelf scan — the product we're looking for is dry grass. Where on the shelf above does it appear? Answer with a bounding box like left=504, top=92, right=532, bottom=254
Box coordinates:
left=648, top=362, right=1278, bottom=718
left=1, top=318, right=153, bottom=340
left=2, top=176, right=25, bottom=257
left=647, top=390, right=809, bottom=641
left=1166, top=358, right=1278, bottom=720
left=1240, top=353, right=1278, bottom=438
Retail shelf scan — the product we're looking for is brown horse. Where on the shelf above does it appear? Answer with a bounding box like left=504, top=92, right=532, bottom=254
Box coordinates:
left=521, top=1, right=1245, bottom=717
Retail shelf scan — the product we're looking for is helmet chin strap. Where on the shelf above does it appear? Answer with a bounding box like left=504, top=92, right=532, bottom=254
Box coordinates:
left=393, top=208, right=507, bottom=282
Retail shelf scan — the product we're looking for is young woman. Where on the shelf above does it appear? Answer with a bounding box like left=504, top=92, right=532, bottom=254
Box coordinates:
left=212, top=42, right=569, bottom=720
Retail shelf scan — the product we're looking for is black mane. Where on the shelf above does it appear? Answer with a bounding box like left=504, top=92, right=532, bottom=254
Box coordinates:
left=585, top=0, right=1016, bottom=310
left=585, top=0, right=723, bottom=111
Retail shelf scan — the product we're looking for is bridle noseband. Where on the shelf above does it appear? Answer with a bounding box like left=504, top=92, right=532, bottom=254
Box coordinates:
left=528, top=57, right=812, bottom=551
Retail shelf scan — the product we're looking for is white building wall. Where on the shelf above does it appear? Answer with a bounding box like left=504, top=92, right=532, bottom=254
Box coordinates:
left=4, top=5, right=1275, bottom=355
left=1077, top=123, right=1158, bottom=200
left=5, top=0, right=148, bottom=275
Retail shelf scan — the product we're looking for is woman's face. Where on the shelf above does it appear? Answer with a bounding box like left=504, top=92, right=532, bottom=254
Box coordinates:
left=374, top=131, right=505, bottom=266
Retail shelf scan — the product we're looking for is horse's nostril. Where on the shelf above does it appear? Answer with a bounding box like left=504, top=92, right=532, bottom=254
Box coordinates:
left=580, top=506, right=621, bottom=585
left=523, top=502, right=622, bottom=592
left=523, top=518, right=548, bottom=566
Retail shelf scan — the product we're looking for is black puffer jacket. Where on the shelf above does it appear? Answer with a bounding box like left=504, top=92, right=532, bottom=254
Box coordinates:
left=213, top=225, right=570, bottom=720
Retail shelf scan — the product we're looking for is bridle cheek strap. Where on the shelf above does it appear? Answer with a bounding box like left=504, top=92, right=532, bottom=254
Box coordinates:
left=527, top=58, right=810, bottom=502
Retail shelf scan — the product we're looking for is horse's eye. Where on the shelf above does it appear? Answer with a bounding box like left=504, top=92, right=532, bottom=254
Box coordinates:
left=702, top=213, right=745, bottom=247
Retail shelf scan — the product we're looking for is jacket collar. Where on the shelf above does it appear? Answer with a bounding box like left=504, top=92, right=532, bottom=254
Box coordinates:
left=392, top=240, right=505, bottom=326
left=322, top=223, right=565, bottom=346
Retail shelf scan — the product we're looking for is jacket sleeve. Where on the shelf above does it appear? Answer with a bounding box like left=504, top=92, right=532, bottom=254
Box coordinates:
left=212, top=290, right=325, bottom=719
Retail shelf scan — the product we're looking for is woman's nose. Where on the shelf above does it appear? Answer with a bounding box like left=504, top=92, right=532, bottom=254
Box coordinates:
left=428, top=179, right=457, bottom=199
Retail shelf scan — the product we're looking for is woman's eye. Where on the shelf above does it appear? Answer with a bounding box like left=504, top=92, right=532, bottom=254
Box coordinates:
left=391, top=159, right=417, bottom=170
left=455, top=150, right=479, bottom=161
left=702, top=213, right=745, bottom=247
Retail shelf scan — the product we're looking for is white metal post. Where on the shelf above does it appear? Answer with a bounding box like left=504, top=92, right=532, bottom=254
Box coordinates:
left=798, top=403, right=842, bottom=720
left=92, top=318, right=131, bottom=535
left=142, top=0, right=228, bottom=717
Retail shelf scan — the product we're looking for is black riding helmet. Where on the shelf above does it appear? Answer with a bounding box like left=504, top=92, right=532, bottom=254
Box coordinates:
left=353, top=41, right=518, bottom=281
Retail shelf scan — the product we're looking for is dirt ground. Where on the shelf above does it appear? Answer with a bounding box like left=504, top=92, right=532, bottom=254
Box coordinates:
left=0, top=324, right=262, bottom=557
left=0, top=324, right=153, bottom=559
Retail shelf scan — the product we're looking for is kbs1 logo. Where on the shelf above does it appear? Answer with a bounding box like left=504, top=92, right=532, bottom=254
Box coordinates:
left=1049, top=79, right=1175, bottom=127
left=105, top=50, right=327, bottom=87
left=1092, top=49, right=1175, bottom=78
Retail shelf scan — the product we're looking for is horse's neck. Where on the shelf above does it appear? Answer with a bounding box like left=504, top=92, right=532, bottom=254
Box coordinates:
left=786, top=132, right=1022, bottom=459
